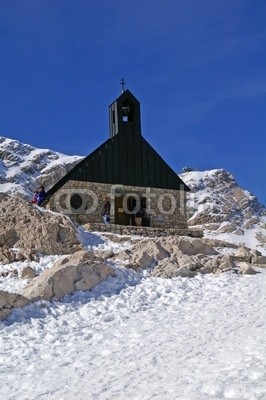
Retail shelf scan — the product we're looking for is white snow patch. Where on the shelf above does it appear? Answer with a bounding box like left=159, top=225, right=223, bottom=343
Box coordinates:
left=0, top=230, right=265, bottom=400
left=0, top=268, right=265, bottom=400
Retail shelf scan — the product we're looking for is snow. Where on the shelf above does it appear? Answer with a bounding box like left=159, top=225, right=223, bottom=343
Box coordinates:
left=0, top=142, right=265, bottom=398
left=0, top=255, right=64, bottom=294
left=205, top=224, right=266, bottom=256
left=0, top=232, right=265, bottom=400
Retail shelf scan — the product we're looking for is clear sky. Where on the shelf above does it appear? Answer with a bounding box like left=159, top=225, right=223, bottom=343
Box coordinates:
left=1, top=0, right=265, bottom=204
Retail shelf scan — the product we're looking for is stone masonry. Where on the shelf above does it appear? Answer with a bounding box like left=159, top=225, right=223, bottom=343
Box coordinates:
left=47, top=180, right=188, bottom=229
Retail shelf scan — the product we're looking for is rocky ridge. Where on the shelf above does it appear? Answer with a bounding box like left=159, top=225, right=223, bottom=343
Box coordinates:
left=0, top=136, right=82, bottom=197
left=181, top=169, right=266, bottom=252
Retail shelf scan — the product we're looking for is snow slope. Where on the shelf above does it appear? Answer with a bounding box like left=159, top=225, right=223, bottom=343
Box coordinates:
left=0, top=231, right=265, bottom=400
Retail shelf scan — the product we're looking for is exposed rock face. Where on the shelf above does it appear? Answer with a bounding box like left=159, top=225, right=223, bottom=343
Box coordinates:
left=180, top=169, right=266, bottom=241
left=0, top=193, right=81, bottom=259
left=23, top=250, right=115, bottom=301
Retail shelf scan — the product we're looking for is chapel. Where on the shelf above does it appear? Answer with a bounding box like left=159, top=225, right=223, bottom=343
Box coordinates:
left=46, top=83, right=190, bottom=228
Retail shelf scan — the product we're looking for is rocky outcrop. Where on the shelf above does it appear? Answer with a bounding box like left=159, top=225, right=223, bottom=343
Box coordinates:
left=111, top=235, right=259, bottom=277
left=151, top=253, right=237, bottom=278
left=23, top=250, right=115, bottom=301
left=0, top=136, right=82, bottom=197
left=0, top=193, right=82, bottom=260
left=181, top=169, right=266, bottom=244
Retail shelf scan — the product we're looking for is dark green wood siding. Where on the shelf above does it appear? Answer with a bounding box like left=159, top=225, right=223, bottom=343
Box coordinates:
left=47, top=132, right=189, bottom=199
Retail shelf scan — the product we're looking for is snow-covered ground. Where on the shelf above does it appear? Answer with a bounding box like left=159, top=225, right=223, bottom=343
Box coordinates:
left=0, top=232, right=265, bottom=400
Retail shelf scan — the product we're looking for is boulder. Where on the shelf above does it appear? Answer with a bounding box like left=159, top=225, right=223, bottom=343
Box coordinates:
left=20, top=266, right=37, bottom=279
left=129, top=252, right=153, bottom=269
left=23, top=250, right=115, bottom=301
left=116, top=239, right=169, bottom=269
left=237, top=262, right=258, bottom=275
left=251, top=255, right=266, bottom=265
left=178, top=238, right=218, bottom=256
left=0, top=194, right=81, bottom=261
left=234, top=246, right=252, bottom=262
left=133, top=240, right=170, bottom=260
left=93, top=249, right=114, bottom=259
left=150, top=259, right=198, bottom=278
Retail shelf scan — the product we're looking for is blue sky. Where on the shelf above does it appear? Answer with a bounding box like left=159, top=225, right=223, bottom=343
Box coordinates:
left=1, top=0, right=265, bottom=204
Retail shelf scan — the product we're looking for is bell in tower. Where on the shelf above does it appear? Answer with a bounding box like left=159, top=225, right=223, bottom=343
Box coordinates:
left=109, top=81, right=141, bottom=139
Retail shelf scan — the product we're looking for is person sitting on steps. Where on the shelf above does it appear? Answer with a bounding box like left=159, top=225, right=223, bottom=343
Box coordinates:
left=36, top=186, right=47, bottom=206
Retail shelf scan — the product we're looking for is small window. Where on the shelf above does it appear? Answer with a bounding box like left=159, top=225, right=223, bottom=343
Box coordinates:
left=122, top=106, right=129, bottom=122
left=70, top=193, right=83, bottom=209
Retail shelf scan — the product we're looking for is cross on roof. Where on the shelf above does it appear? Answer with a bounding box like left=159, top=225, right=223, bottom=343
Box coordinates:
left=120, top=78, right=126, bottom=92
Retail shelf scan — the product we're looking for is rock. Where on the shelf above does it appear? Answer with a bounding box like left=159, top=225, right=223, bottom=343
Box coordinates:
left=176, top=238, right=218, bottom=256
left=23, top=250, right=115, bottom=301
left=151, top=250, right=237, bottom=278
left=114, top=249, right=132, bottom=262
left=198, top=265, right=217, bottom=274
left=238, top=262, right=258, bottom=275
left=234, top=246, right=253, bottom=262
left=20, top=266, right=37, bottom=279
left=250, top=249, right=262, bottom=257
left=0, top=194, right=80, bottom=260
left=151, top=261, right=197, bottom=278
left=216, top=254, right=235, bottom=271
left=114, top=236, right=241, bottom=276
left=115, top=239, right=170, bottom=269
left=0, top=290, right=29, bottom=320
left=129, top=252, right=153, bottom=269
left=174, top=267, right=198, bottom=278
left=175, top=253, right=204, bottom=270
left=251, top=255, right=266, bottom=265
left=235, top=246, right=251, bottom=259
left=133, top=240, right=170, bottom=260
left=93, top=249, right=114, bottom=259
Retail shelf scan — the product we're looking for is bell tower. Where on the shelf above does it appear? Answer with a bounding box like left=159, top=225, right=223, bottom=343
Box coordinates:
left=109, top=80, right=141, bottom=139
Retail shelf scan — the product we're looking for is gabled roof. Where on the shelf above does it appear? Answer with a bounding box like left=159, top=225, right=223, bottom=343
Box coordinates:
left=110, top=89, right=140, bottom=106
left=46, top=129, right=189, bottom=199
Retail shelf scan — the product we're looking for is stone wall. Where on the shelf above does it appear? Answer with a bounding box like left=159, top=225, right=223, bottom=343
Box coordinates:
left=47, top=180, right=188, bottom=229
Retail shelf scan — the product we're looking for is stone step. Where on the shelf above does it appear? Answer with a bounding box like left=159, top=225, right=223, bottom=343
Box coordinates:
left=83, top=223, right=203, bottom=238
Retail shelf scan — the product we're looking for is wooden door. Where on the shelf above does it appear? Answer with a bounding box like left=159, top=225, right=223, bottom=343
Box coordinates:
left=115, top=196, right=129, bottom=225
